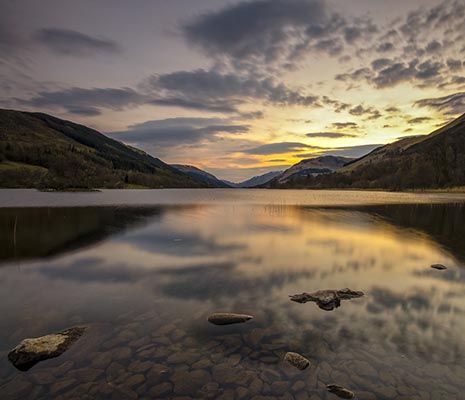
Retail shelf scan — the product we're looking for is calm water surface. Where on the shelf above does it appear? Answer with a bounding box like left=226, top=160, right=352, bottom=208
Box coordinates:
left=1, top=189, right=465, bottom=399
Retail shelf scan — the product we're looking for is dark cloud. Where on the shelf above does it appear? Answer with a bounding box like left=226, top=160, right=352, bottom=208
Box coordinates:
left=331, top=122, right=359, bottom=130
left=385, top=106, right=400, bottom=113
left=371, top=58, right=392, bottom=70
left=425, top=40, right=442, bottom=54
left=149, top=97, right=239, bottom=113
left=242, top=142, right=321, bottom=155
left=35, top=28, right=121, bottom=56
left=19, top=87, right=146, bottom=115
left=306, top=132, right=356, bottom=139
left=349, top=105, right=381, bottom=120
left=334, top=1, right=465, bottom=92
left=111, top=117, right=250, bottom=147
left=446, top=59, right=463, bottom=71
left=376, top=42, right=395, bottom=53
left=182, top=0, right=374, bottom=71
left=407, top=117, right=432, bottom=124
left=183, top=0, right=328, bottom=68
left=145, top=69, right=319, bottom=112
left=415, top=92, right=465, bottom=115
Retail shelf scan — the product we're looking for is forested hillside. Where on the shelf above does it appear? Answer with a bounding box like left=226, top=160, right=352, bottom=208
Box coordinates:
left=0, top=109, right=207, bottom=189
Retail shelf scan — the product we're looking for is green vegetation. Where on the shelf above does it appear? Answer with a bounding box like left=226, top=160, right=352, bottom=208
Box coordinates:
left=0, top=109, right=208, bottom=189
left=270, top=113, right=465, bottom=190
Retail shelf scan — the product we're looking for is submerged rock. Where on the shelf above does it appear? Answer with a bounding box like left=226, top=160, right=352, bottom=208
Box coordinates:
left=8, top=327, right=86, bottom=371
left=431, top=264, right=447, bottom=270
left=284, top=352, right=310, bottom=370
left=290, top=288, right=364, bottom=311
left=327, top=384, right=355, bottom=399
left=207, top=313, right=254, bottom=326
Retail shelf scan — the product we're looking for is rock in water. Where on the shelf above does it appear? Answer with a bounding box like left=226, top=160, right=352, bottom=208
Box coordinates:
left=284, top=352, right=310, bottom=370
left=207, top=313, right=253, bottom=325
left=431, top=264, right=447, bottom=270
left=327, top=384, right=355, bottom=399
left=289, top=289, right=364, bottom=311
left=8, top=327, right=86, bottom=371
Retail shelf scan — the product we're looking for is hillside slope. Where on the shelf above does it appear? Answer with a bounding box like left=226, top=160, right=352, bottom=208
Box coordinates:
left=172, top=164, right=231, bottom=188
left=234, top=170, right=284, bottom=188
left=279, top=113, right=465, bottom=190
left=278, top=155, right=353, bottom=183
left=0, top=109, right=207, bottom=189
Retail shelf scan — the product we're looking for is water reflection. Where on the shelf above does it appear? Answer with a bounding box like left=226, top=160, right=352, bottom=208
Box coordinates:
left=0, top=202, right=464, bottom=399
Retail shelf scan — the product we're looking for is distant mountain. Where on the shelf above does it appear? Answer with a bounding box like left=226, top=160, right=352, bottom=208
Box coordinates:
left=276, top=113, right=465, bottom=190
left=234, top=170, right=284, bottom=188
left=277, top=155, right=353, bottom=183
left=172, top=164, right=231, bottom=188
left=0, top=109, right=208, bottom=189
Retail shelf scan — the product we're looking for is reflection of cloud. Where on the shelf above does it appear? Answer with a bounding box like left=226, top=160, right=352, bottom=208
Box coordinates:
left=119, top=228, right=246, bottom=257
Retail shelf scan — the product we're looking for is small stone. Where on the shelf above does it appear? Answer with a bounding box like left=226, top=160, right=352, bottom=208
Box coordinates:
left=327, top=384, right=355, bottom=399
left=284, top=352, right=310, bottom=370
left=207, top=313, right=254, bottom=325
left=431, top=264, right=447, bottom=270
left=147, top=364, right=170, bottom=384
left=8, top=327, right=86, bottom=371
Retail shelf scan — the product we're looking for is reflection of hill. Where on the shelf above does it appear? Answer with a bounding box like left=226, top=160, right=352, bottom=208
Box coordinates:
left=359, top=203, right=465, bottom=263
left=0, top=207, right=162, bottom=263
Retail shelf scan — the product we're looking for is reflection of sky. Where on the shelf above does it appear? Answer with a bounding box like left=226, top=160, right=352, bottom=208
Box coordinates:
left=1, top=203, right=465, bottom=390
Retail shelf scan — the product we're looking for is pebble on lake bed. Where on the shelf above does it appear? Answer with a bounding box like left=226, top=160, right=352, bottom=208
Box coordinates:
left=8, top=327, right=86, bottom=371
left=326, top=384, right=355, bottom=399
left=431, top=264, right=447, bottom=270
left=284, top=352, right=310, bottom=370
left=207, top=313, right=254, bottom=325
left=290, top=288, right=364, bottom=311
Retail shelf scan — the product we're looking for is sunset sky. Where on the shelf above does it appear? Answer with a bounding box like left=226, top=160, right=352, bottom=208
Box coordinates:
left=1, top=0, right=464, bottom=181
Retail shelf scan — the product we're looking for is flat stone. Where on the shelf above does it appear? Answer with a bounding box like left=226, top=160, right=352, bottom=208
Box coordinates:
left=113, top=347, right=132, bottom=361
left=290, top=289, right=364, bottom=311
left=192, top=359, right=213, bottom=369
left=30, top=371, right=56, bottom=385
left=172, top=369, right=211, bottom=395
left=8, top=326, right=86, bottom=371
left=284, top=352, right=310, bottom=370
left=91, top=351, right=113, bottom=368
left=149, top=382, right=173, bottom=397
left=50, top=378, right=77, bottom=394
left=125, top=374, right=145, bottom=388
left=327, top=384, right=355, bottom=399
left=431, top=264, right=447, bottom=270
left=128, top=360, right=152, bottom=373
left=69, top=367, right=104, bottom=382
left=207, top=313, right=254, bottom=325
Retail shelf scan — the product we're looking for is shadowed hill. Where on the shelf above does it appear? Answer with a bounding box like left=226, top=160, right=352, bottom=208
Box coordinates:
left=0, top=109, right=208, bottom=189
left=273, top=113, right=465, bottom=190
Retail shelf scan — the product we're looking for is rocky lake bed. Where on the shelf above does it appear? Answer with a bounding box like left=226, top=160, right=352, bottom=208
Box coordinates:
left=1, top=191, right=465, bottom=399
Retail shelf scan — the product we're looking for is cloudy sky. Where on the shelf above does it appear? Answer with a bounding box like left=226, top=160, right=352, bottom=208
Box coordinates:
left=1, top=0, right=465, bottom=181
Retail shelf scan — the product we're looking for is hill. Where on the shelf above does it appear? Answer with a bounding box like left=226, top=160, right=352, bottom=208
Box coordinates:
left=277, top=155, right=353, bottom=183
left=233, top=170, right=284, bottom=188
left=274, top=113, right=465, bottom=190
left=0, top=109, right=208, bottom=189
left=172, top=164, right=231, bottom=188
